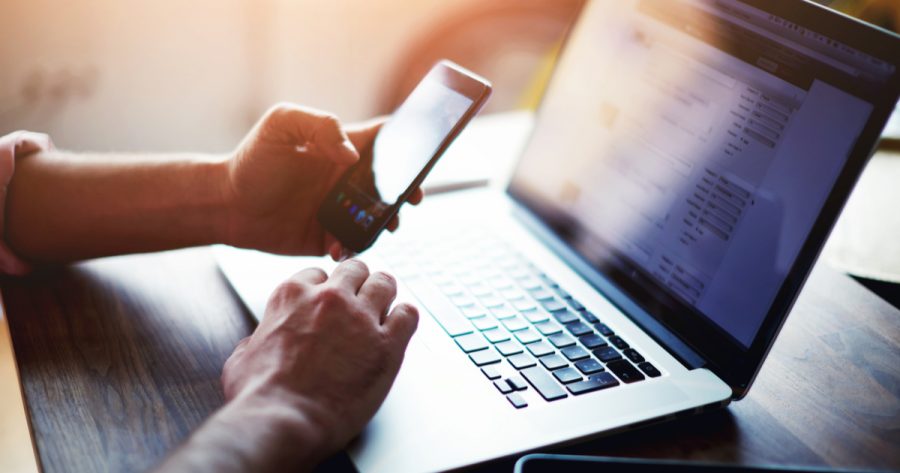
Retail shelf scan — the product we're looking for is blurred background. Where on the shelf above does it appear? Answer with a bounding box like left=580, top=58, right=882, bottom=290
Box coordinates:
left=0, top=0, right=580, bottom=152
left=2, top=0, right=895, bottom=154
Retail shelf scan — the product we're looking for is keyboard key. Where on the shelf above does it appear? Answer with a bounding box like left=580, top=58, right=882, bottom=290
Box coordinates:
left=519, top=277, right=543, bottom=290
left=481, top=365, right=502, bottom=380
left=494, top=379, right=513, bottom=394
left=623, top=348, right=645, bottom=363
left=552, top=367, right=582, bottom=384
left=405, top=279, right=473, bottom=337
left=501, top=315, right=529, bottom=332
left=508, top=353, right=537, bottom=370
left=522, top=309, right=550, bottom=324
left=607, top=359, right=646, bottom=383
left=491, top=305, right=518, bottom=320
left=595, top=323, right=614, bottom=337
left=495, top=340, right=524, bottom=357
left=582, top=311, right=600, bottom=324
left=450, top=294, right=476, bottom=307
left=468, top=284, right=493, bottom=297
left=552, top=310, right=579, bottom=324
left=489, top=276, right=515, bottom=290
left=638, top=361, right=661, bottom=378
left=479, top=295, right=505, bottom=308
left=458, top=273, right=480, bottom=286
left=461, top=306, right=487, bottom=319
left=567, top=298, right=586, bottom=311
left=526, top=341, right=555, bottom=357
left=539, top=353, right=568, bottom=370
left=548, top=333, right=576, bottom=348
left=560, top=346, right=590, bottom=361
left=530, top=321, right=558, bottom=337
left=509, top=268, right=531, bottom=280
left=470, top=348, right=502, bottom=366
left=574, top=358, right=605, bottom=374
left=506, top=375, right=529, bottom=391
left=593, top=346, right=623, bottom=362
left=513, top=299, right=536, bottom=311
left=506, top=392, right=528, bottom=409
left=608, top=335, right=629, bottom=349
left=567, top=372, right=619, bottom=395
left=439, top=283, right=465, bottom=296
left=542, top=298, right=567, bottom=312
left=483, top=328, right=511, bottom=344
left=514, top=328, right=542, bottom=344
left=529, top=288, right=555, bottom=301
left=579, top=334, right=607, bottom=349
left=472, top=317, right=498, bottom=331
left=552, top=287, right=572, bottom=299
left=502, top=288, right=528, bottom=301
left=536, top=272, right=557, bottom=286
left=456, top=333, right=489, bottom=353
left=566, top=321, right=593, bottom=337
left=521, top=367, right=568, bottom=401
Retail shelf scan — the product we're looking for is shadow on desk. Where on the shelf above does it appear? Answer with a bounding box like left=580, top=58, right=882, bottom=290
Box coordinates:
left=2, top=250, right=256, bottom=472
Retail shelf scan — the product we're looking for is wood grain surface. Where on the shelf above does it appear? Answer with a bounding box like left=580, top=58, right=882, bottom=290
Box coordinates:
left=3, top=247, right=898, bottom=472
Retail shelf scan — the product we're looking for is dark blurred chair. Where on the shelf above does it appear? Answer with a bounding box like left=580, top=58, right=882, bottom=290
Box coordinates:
left=375, top=0, right=584, bottom=115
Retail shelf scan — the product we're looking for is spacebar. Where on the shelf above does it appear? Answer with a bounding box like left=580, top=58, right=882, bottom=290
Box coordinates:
left=403, top=278, right=474, bottom=337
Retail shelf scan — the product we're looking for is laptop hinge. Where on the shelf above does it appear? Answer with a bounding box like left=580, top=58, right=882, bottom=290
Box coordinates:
left=510, top=204, right=708, bottom=370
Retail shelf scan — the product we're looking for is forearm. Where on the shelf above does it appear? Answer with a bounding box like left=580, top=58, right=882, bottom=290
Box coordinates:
left=5, top=151, right=231, bottom=263
left=154, top=390, right=329, bottom=473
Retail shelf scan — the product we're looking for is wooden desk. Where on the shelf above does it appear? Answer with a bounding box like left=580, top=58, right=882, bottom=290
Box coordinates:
left=3, top=245, right=899, bottom=472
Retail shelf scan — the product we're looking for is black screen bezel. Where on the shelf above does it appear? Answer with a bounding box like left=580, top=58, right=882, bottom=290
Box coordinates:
left=319, top=60, right=492, bottom=252
left=506, top=0, right=900, bottom=397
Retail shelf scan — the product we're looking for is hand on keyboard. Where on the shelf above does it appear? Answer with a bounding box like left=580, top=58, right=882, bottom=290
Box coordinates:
left=219, top=259, right=419, bottom=466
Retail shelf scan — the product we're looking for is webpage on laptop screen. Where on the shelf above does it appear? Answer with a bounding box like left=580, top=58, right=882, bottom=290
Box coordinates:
left=513, top=0, right=893, bottom=347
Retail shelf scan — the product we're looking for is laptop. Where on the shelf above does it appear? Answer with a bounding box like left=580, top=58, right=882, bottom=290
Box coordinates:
left=215, top=0, right=900, bottom=471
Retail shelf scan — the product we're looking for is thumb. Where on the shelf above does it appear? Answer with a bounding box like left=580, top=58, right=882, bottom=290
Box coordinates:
left=309, top=114, right=359, bottom=165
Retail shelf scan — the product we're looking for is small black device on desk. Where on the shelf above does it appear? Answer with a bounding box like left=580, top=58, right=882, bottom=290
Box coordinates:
left=318, top=59, right=492, bottom=252
left=515, top=454, right=883, bottom=473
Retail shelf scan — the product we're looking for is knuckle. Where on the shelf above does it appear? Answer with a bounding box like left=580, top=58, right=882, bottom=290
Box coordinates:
left=320, top=112, right=342, bottom=130
left=316, top=285, right=347, bottom=308
left=266, top=102, right=292, bottom=120
left=272, top=279, right=305, bottom=301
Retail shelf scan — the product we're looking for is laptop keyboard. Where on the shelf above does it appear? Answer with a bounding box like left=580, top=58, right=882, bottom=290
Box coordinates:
left=378, top=233, right=662, bottom=409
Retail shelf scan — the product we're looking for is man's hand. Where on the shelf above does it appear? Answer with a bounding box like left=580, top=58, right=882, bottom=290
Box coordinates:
left=221, top=104, right=423, bottom=259
left=154, top=260, right=418, bottom=473
left=221, top=260, right=419, bottom=463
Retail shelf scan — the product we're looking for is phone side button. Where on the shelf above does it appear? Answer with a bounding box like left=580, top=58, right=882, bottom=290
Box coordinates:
left=404, top=278, right=474, bottom=337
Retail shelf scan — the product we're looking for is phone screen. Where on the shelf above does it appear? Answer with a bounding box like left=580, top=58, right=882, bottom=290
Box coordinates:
left=339, top=78, right=475, bottom=230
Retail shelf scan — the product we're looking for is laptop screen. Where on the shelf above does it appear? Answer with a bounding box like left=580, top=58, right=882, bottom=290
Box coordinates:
left=508, top=0, right=896, bottom=352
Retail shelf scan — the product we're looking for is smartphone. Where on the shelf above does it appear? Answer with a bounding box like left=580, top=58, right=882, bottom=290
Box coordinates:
left=515, top=454, right=869, bottom=473
left=317, top=60, right=492, bottom=252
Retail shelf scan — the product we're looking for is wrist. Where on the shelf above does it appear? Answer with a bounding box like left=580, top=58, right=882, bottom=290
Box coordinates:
left=224, top=382, right=338, bottom=467
left=207, top=155, right=237, bottom=246
left=155, top=383, right=334, bottom=473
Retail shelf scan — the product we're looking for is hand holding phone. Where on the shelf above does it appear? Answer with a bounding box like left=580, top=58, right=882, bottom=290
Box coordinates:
left=318, top=60, right=492, bottom=252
